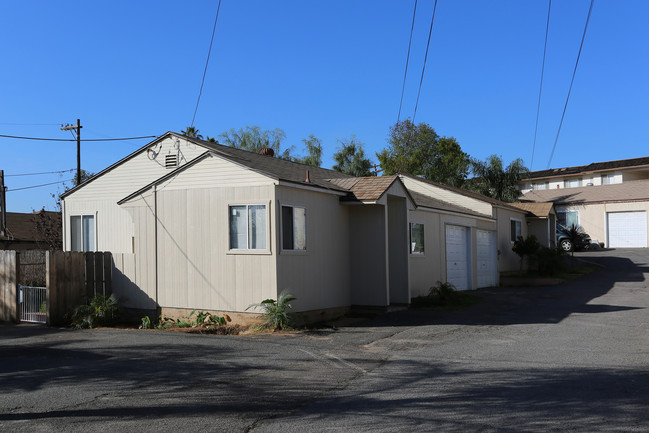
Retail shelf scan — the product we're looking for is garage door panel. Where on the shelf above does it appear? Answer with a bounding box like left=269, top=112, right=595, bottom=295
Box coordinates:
left=446, top=225, right=470, bottom=291
left=477, top=230, right=497, bottom=288
left=607, top=212, right=647, bottom=248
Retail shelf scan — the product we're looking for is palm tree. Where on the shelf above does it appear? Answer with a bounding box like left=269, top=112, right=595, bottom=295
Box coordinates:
left=468, top=155, right=529, bottom=202
left=180, top=126, right=203, bottom=139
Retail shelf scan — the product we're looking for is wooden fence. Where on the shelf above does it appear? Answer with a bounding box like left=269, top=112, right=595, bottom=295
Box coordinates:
left=47, top=251, right=113, bottom=326
left=0, top=251, right=112, bottom=325
left=0, top=251, right=19, bottom=323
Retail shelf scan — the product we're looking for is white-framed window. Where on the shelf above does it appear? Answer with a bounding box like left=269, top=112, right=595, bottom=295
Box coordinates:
left=229, top=204, right=267, bottom=250
left=557, top=210, right=579, bottom=228
left=564, top=178, right=582, bottom=188
left=601, top=174, right=615, bottom=185
left=281, top=205, right=306, bottom=251
left=533, top=182, right=548, bottom=191
left=409, top=223, right=425, bottom=255
left=70, top=215, right=95, bottom=252
left=510, top=218, right=522, bottom=243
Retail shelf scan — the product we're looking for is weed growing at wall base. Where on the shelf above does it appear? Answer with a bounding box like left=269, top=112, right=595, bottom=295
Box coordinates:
left=246, top=290, right=296, bottom=330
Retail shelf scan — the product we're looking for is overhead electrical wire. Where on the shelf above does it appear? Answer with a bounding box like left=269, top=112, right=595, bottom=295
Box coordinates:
left=547, top=0, right=595, bottom=169
left=191, top=0, right=223, bottom=127
left=397, top=0, right=419, bottom=124
left=412, top=0, right=439, bottom=124
left=6, top=169, right=75, bottom=177
left=7, top=179, right=74, bottom=192
left=530, top=0, right=552, bottom=171
left=0, top=134, right=156, bottom=142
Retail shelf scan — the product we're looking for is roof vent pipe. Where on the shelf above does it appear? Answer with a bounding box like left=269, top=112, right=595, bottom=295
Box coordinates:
left=259, top=147, right=275, bottom=157
left=305, top=169, right=311, bottom=183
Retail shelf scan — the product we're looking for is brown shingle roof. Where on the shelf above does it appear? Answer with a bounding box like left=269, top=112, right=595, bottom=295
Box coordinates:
left=408, top=191, right=490, bottom=218
left=187, top=135, right=354, bottom=192
left=398, top=173, right=525, bottom=212
left=520, top=179, right=649, bottom=205
left=1, top=211, right=60, bottom=242
left=328, top=175, right=400, bottom=201
left=523, top=156, right=649, bottom=181
left=510, top=202, right=554, bottom=218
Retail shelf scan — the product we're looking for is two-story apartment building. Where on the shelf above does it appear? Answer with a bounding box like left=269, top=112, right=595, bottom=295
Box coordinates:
left=519, top=157, right=649, bottom=248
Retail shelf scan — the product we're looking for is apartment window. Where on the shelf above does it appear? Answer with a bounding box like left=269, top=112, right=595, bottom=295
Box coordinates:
left=564, top=178, right=582, bottom=188
left=229, top=205, right=267, bottom=250
left=557, top=211, right=579, bottom=228
left=601, top=174, right=615, bottom=185
left=409, top=223, right=425, bottom=255
left=533, top=182, right=548, bottom=191
left=281, top=205, right=306, bottom=251
left=510, top=219, right=522, bottom=242
left=70, top=215, right=95, bottom=252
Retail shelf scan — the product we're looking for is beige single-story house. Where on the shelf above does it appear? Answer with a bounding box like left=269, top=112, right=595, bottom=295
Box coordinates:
left=61, top=132, right=530, bottom=320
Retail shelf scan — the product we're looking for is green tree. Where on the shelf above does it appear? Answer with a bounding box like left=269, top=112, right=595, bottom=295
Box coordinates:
left=219, top=126, right=291, bottom=158
left=71, top=169, right=94, bottom=188
left=333, top=136, right=373, bottom=177
left=377, top=120, right=469, bottom=186
left=467, top=155, right=529, bottom=202
left=293, top=134, right=322, bottom=167
left=181, top=126, right=203, bottom=139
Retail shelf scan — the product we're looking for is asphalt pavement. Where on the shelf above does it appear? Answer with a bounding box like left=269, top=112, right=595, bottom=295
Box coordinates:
left=1, top=249, right=649, bottom=432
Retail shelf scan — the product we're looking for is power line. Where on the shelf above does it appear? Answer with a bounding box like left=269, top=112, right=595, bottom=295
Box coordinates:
left=5, top=169, right=75, bottom=177
left=191, top=0, right=223, bottom=127
left=7, top=179, right=74, bottom=192
left=547, top=0, right=595, bottom=169
left=0, top=123, right=61, bottom=126
left=531, top=0, right=552, bottom=171
left=412, top=0, right=439, bottom=124
left=0, top=134, right=157, bottom=142
left=397, top=0, right=418, bottom=124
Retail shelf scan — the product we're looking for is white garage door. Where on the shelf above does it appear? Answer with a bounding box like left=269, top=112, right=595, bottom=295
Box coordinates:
left=476, top=230, right=498, bottom=288
left=607, top=212, right=648, bottom=248
left=446, top=225, right=470, bottom=291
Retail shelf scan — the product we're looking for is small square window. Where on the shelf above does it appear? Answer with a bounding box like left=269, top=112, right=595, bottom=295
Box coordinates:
left=410, top=223, right=424, bottom=254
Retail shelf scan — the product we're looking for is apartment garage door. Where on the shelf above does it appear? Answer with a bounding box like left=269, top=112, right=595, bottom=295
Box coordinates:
left=446, top=225, right=470, bottom=291
left=607, top=211, right=647, bottom=248
left=476, top=230, right=498, bottom=288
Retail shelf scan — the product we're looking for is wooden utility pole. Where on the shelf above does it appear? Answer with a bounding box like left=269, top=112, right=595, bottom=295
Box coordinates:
left=61, top=119, right=82, bottom=185
left=0, top=170, right=6, bottom=237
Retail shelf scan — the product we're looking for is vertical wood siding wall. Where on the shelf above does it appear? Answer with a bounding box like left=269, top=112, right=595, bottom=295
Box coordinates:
left=0, top=251, right=18, bottom=322
left=62, top=137, right=207, bottom=253
left=275, top=186, right=352, bottom=312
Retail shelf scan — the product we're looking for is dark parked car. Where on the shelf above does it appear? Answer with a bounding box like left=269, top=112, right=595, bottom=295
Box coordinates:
left=556, top=224, right=591, bottom=252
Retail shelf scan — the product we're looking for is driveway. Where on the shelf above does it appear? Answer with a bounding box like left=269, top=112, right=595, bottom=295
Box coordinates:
left=1, top=249, right=649, bottom=432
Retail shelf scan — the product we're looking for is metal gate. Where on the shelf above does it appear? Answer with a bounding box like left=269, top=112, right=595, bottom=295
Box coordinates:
left=20, top=285, right=47, bottom=323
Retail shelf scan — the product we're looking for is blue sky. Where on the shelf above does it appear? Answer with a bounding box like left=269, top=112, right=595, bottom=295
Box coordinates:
left=1, top=0, right=647, bottom=212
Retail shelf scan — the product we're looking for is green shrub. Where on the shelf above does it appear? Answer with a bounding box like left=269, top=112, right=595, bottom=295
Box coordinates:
left=189, top=310, right=227, bottom=327
left=425, top=281, right=456, bottom=304
left=71, top=294, right=119, bottom=329
left=512, top=235, right=541, bottom=274
left=535, top=246, right=566, bottom=276
left=246, top=290, right=296, bottom=330
left=411, top=281, right=481, bottom=310
left=139, top=315, right=153, bottom=329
